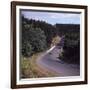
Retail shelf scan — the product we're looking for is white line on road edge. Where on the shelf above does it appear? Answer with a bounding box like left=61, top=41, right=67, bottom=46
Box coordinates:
left=46, top=46, right=56, bottom=54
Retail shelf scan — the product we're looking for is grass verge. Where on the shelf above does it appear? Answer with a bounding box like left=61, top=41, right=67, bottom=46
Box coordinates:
left=20, top=53, right=58, bottom=78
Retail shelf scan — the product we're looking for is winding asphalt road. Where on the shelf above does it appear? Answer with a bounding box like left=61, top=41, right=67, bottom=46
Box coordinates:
left=36, top=37, right=80, bottom=77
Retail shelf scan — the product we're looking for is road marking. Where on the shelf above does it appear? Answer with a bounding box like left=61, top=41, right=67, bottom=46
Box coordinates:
left=46, top=46, right=56, bottom=53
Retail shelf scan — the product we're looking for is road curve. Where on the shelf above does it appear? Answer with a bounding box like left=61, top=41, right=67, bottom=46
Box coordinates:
left=36, top=46, right=80, bottom=77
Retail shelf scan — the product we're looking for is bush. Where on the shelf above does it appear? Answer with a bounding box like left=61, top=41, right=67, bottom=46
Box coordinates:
left=22, top=41, right=33, bottom=57
left=21, top=23, right=47, bottom=56
left=59, top=33, right=80, bottom=65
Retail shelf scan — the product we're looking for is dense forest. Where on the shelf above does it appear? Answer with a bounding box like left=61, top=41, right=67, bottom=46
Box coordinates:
left=21, top=15, right=80, bottom=64
left=56, top=24, right=80, bottom=64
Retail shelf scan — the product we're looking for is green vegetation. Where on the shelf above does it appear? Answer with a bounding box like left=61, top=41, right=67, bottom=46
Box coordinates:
left=20, top=15, right=80, bottom=78
left=22, top=19, right=47, bottom=57
left=21, top=16, right=80, bottom=58
left=59, top=33, right=80, bottom=64
left=51, top=35, right=61, bottom=47
left=20, top=54, right=57, bottom=78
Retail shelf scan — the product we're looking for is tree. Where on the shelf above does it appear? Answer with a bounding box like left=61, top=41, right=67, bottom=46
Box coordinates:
left=22, top=41, right=33, bottom=56
left=21, top=22, right=47, bottom=56
left=28, top=27, right=47, bottom=52
left=51, top=35, right=61, bottom=47
left=59, top=33, right=80, bottom=64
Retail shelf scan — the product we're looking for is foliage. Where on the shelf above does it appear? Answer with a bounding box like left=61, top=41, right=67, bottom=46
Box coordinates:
left=22, top=41, right=33, bottom=57
left=55, top=24, right=80, bottom=36
left=21, top=15, right=80, bottom=65
left=22, top=16, right=58, bottom=47
left=51, top=35, right=61, bottom=47
left=20, top=55, right=57, bottom=78
left=59, top=33, right=80, bottom=64
left=21, top=17, right=47, bottom=56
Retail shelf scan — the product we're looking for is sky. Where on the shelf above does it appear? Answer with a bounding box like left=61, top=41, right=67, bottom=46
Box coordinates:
left=21, top=10, right=80, bottom=25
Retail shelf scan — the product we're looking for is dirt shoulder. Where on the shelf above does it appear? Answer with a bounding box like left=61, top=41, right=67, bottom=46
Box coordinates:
left=20, top=52, right=58, bottom=78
